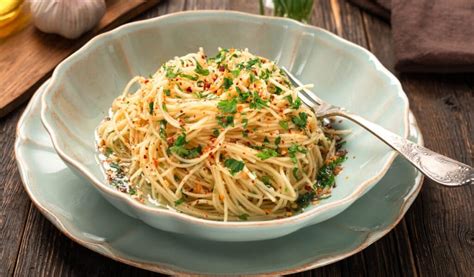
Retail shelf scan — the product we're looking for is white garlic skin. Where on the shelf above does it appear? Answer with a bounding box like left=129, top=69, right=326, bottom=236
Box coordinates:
left=29, top=0, right=106, bottom=39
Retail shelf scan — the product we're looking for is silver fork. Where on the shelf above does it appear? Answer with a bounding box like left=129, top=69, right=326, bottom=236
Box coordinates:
left=282, top=67, right=473, bottom=187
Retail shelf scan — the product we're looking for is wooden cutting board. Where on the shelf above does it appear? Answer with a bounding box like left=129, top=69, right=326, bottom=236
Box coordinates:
left=0, top=0, right=161, bottom=118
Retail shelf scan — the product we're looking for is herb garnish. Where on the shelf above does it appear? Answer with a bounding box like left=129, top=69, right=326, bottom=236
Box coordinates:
left=285, top=95, right=302, bottom=109
left=194, top=59, right=209, bottom=76
left=159, top=120, right=167, bottom=140
left=256, top=148, right=279, bottom=160
left=316, top=154, right=347, bottom=188
left=222, top=77, right=233, bottom=89
left=242, top=118, right=248, bottom=128
left=217, top=115, right=234, bottom=128
left=148, top=102, right=154, bottom=115
left=237, top=87, right=250, bottom=102
left=261, top=176, right=272, bottom=187
left=174, top=198, right=185, bottom=206
left=217, top=98, right=237, bottom=113
left=288, top=144, right=307, bottom=164
left=291, top=112, right=308, bottom=129
left=169, top=133, right=202, bottom=159
left=249, top=92, right=269, bottom=109
left=238, top=213, right=249, bottom=220
left=279, top=120, right=289, bottom=130
left=224, top=158, right=245, bottom=175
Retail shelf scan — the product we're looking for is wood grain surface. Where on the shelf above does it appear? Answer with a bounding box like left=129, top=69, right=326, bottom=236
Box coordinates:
left=0, top=0, right=161, bottom=118
left=1, top=0, right=473, bottom=276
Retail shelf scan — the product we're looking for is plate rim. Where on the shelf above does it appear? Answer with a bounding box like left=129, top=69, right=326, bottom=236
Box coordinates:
left=16, top=80, right=423, bottom=275
left=38, top=10, right=411, bottom=229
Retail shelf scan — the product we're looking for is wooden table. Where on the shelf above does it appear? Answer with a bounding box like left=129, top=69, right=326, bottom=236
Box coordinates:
left=1, top=1, right=472, bottom=276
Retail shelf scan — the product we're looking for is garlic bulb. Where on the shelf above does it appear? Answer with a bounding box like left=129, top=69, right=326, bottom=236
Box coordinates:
left=29, top=0, right=106, bottom=39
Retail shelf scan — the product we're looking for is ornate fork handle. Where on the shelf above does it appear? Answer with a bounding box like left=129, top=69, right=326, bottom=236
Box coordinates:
left=329, top=109, right=473, bottom=186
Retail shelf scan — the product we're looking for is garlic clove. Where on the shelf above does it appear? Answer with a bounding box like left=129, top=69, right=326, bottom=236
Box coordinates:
left=29, top=0, right=106, bottom=39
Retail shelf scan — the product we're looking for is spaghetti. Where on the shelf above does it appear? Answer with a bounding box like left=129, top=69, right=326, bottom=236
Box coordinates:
left=96, top=48, right=346, bottom=221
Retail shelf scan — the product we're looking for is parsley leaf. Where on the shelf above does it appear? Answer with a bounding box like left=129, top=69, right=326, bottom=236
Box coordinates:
left=212, top=128, right=220, bottom=137
left=159, top=120, right=167, bottom=140
left=194, top=59, right=209, bottom=76
left=259, top=69, right=271, bottom=80
left=105, top=147, right=113, bottom=156
left=224, top=158, right=245, bottom=175
left=237, top=87, right=250, bottom=102
left=174, top=198, right=185, bottom=206
left=162, top=103, right=168, bottom=112
left=288, top=144, right=307, bottom=164
left=261, top=176, right=272, bottom=187
left=217, top=98, right=237, bottom=113
left=316, top=154, right=347, bottom=188
left=180, top=73, right=198, bottom=81
left=246, top=58, right=261, bottom=69
left=148, top=102, right=154, bottom=115
left=279, top=120, right=289, bottom=130
left=256, top=148, right=279, bottom=160
left=169, top=133, right=202, bottom=159
left=249, top=73, right=256, bottom=83
left=249, top=92, right=269, bottom=109
left=291, top=112, right=308, bottom=129
left=295, top=191, right=315, bottom=211
left=238, top=213, right=249, bottom=220
left=231, top=68, right=241, bottom=77
left=241, top=118, right=248, bottom=128
left=223, top=77, right=233, bottom=89
left=292, top=167, right=301, bottom=180
left=217, top=115, right=234, bottom=128
left=285, top=95, right=302, bottom=109
left=164, top=89, right=171, bottom=96
left=165, top=67, right=178, bottom=78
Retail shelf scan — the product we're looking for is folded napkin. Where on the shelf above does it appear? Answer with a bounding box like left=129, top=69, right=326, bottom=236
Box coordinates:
left=349, top=0, right=474, bottom=73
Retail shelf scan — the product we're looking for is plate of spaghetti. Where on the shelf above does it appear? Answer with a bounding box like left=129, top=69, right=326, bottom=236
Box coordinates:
left=40, top=11, right=409, bottom=241
left=96, top=48, right=348, bottom=221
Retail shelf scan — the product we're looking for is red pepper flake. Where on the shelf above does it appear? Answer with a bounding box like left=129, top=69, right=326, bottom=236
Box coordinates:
left=186, top=87, right=192, bottom=93
left=167, top=137, right=175, bottom=145
left=304, top=185, right=312, bottom=191
left=219, top=65, right=225, bottom=72
left=144, top=79, right=149, bottom=84
left=143, top=155, right=148, bottom=159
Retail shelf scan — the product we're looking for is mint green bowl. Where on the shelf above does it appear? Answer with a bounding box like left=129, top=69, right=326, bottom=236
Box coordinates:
left=41, top=11, right=409, bottom=241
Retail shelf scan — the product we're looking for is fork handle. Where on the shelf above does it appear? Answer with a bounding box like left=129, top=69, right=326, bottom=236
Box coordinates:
left=336, top=111, right=473, bottom=186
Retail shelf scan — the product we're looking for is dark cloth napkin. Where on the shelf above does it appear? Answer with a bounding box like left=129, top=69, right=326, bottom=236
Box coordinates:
left=348, top=0, right=474, bottom=73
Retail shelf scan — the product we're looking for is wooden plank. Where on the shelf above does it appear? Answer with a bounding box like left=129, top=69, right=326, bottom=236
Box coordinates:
left=0, top=106, right=32, bottom=276
left=362, top=9, right=474, bottom=277
left=0, top=0, right=161, bottom=118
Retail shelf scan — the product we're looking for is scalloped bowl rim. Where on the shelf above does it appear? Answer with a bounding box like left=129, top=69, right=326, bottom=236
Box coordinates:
left=40, top=10, right=410, bottom=228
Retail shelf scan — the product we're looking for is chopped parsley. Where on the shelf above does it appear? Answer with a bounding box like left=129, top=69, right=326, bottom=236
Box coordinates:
left=180, top=73, right=198, bottom=81
left=316, top=154, right=347, bottom=188
left=288, top=144, right=307, bottom=164
left=256, top=148, right=279, bottom=160
left=249, top=92, right=269, bottom=109
left=212, top=128, right=220, bottom=137
left=242, top=118, right=248, bottom=128
left=194, top=59, right=209, bottom=76
left=224, top=158, right=245, bottom=175
left=246, top=58, right=261, bottom=69
left=261, top=175, right=272, bottom=187
left=295, top=191, right=315, bottom=211
left=159, top=120, right=167, bottom=140
left=174, top=198, right=185, bottom=206
left=165, top=67, right=178, bottom=78
left=285, top=95, right=302, bottom=109
left=169, top=133, right=202, bottom=159
left=292, top=167, right=301, bottom=180
left=217, top=98, right=237, bottom=113
left=231, top=68, right=241, bottom=77
left=238, top=213, right=249, bottom=220
left=279, top=120, right=289, bottom=130
left=217, top=115, right=234, bottom=128
left=162, top=103, right=168, bottom=112
left=105, top=147, right=113, bottom=156
left=259, top=69, right=271, bottom=80
left=164, top=89, right=171, bottom=96
left=275, top=136, right=281, bottom=146
left=249, top=73, right=256, bottom=83
left=291, top=112, right=308, bottom=129
left=223, top=77, right=233, bottom=89
left=237, top=87, right=250, bottom=102
left=148, top=102, right=154, bottom=115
